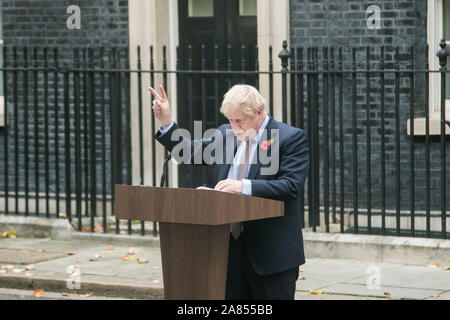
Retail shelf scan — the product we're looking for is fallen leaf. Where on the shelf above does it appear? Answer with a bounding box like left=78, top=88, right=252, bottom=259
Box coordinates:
left=61, top=292, right=80, bottom=297
left=298, top=276, right=306, bottom=280
left=443, top=267, right=450, bottom=271
left=67, top=252, right=75, bottom=256
left=428, top=261, right=439, bottom=268
left=25, top=265, right=35, bottom=271
left=0, top=232, right=5, bottom=238
left=33, top=289, right=45, bottom=298
left=127, top=247, right=136, bottom=255
left=45, top=237, right=51, bottom=241
left=2, top=265, right=14, bottom=270
left=89, top=255, right=102, bottom=262
left=12, top=268, right=25, bottom=273
left=122, top=256, right=130, bottom=261
left=431, top=294, right=440, bottom=298
left=309, top=290, right=323, bottom=295
left=138, top=258, right=149, bottom=264
left=80, top=292, right=93, bottom=298
left=6, top=230, right=18, bottom=238
left=94, top=224, right=103, bottom=233
left=107, top=247, right=115, bottom=252
left=129, top=257, right=139, bottom=262
left=384, top=291, right=391, bottom=296
left=0, top=269, right=7, bottom=274
left=81, top=227, right=90, bottom=233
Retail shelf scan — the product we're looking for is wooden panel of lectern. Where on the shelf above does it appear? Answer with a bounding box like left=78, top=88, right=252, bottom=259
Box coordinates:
left=114, top=185, right=284, bottom=300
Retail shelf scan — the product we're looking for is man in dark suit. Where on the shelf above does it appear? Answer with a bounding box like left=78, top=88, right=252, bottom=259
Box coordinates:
left=149, top=84, right=309, bottom=300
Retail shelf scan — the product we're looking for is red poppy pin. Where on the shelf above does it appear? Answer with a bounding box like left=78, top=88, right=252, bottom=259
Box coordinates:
left=260, top=139, right=274, bottom=151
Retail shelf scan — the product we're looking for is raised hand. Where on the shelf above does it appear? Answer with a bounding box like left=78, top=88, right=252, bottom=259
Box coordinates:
left=148, top=85, right=172, bottom=128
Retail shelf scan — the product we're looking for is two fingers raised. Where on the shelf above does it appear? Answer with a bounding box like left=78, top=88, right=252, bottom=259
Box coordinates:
left=148, top=85, right=167, bottom=102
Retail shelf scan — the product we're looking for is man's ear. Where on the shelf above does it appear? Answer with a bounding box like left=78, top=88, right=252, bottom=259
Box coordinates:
left=257, top=106, right=263, bottom=115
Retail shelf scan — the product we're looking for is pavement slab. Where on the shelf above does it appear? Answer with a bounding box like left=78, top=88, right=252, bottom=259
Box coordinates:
left=0, top=248, right=67, bottom=264
left=318, top=283, right=444, bottom=300
left=347, top=264, right=450, bottom=291
left=296, top=258, right=402, bottom=291
left=0, top=236, right=449, bottom=300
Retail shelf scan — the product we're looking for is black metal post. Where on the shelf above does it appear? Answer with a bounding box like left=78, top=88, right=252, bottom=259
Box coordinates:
left=269, top=46, right=274, bottom=117
left=88, top=47, right=97, bottom=232
left=365, top=47, right=372, bottom=234
left=23, top=47, right=29, bottom=216
left=33, top=47, right=39, bottom=216
left=352, top=48, right=358, bottom=233
left=63, top=66, right=72, bottom=222
left=330, top=47, right=336, bottom=224
left=13, top=47, right=18, bottom=215
left=425, top=45, right=431, bottom=237
left=436, top=39, right=448, bottom=239
left=2, top=47, right=8, bottom=216
left=380, top=46, right=386, bottom=235
left=279, top=41, right=290, bottom=124
left=394, top=47, right=401, bottom=236
left=137, top=46, right=144, bottom=187
left=409, top=45, right=415, bottom=237
left=33, top=47, right=40, bottom=216
left=74, top=48, right=82, bottom=231
left=323, top=47, right=330, bottom=233
left=54, top=48, right=60, bottom=218
left=338, top=48, right=344, bottom=233
left=150, top=46, right=157, bottom=236
left=44, top=48, right=50, bottom=217
left=100, top=47, right=107, bottom=233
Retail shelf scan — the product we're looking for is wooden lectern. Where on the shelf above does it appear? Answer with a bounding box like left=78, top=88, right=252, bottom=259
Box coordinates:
left=114, top=185, right=284, bottom=300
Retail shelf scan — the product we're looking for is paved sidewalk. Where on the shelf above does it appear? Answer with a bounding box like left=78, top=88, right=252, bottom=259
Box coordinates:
left=0, top=236, right=449, bottom=300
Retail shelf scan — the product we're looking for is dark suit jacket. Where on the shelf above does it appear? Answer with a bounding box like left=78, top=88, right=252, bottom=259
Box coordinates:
left=155, top=116, right=309, bottom=276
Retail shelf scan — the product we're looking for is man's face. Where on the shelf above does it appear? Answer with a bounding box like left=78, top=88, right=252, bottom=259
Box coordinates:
left=226, top=106, right=263, bottom=141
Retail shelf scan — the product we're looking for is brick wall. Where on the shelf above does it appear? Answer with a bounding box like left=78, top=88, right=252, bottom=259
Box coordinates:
left=0, top=0, right=130, bottom=202
left=290, top=0, right=450, bottom=213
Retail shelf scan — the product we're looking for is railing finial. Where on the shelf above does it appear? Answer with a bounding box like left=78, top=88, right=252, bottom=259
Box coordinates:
left=278, top=40, right=291, bottom=72
left=436, top=38, right=449, bottom=70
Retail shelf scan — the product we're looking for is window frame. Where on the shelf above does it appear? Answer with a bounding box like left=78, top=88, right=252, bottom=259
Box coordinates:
left=427, top=0, right=450, bottom=119
left=408, top=0, right=450, bottom=135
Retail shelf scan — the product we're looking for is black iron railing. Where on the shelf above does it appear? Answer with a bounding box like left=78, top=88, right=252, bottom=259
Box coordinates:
left=0, top=40, right=449, bottom=239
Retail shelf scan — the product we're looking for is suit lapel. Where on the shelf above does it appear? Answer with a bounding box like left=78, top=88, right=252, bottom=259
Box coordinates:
left=247, top=116, right=277, bottom=180
left=216, top=116, right=278, bottom=182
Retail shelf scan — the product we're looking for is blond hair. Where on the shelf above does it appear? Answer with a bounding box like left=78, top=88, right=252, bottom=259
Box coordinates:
left=220, top=84, right=266, bottom=117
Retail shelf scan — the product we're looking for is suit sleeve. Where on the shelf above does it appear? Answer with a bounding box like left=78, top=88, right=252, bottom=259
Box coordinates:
left=250, top=129, right=309, bottom=202
left=154, top=122, right=217, bottom=166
